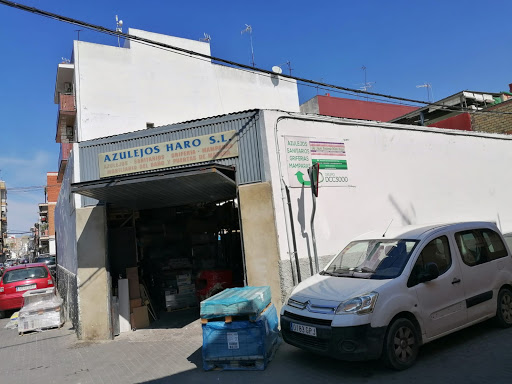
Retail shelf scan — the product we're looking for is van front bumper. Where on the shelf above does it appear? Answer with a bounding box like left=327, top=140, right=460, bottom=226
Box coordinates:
left=281, top=311, right=386, bottom=361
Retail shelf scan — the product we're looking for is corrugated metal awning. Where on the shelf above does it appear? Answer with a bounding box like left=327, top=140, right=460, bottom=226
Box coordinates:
left=71, top=165, right=236, bottom=210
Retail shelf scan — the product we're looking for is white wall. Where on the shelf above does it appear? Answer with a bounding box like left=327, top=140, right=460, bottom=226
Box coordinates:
left=260, top=111, right=512, bottom=271
left=74, top=29, right=299, bottom=142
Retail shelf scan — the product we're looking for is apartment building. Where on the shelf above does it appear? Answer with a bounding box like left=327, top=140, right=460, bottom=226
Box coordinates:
left=0, top=181, right=6, bottom=261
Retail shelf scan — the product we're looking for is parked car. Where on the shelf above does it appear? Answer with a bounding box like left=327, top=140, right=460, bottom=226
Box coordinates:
left=0, top=263, right=4, bottom=275
left=4, top=259, right=14, bottom=268
left=33, top=255, right=56, bottom=276
left=0, top=263, right=54, bottom=314
left=281, top=221, right=512, bottom=370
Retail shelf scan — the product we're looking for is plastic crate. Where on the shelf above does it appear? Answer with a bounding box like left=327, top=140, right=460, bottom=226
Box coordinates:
left=200, top=286, right=271, bottom=319
left=202, top=304, right=280, bottom=371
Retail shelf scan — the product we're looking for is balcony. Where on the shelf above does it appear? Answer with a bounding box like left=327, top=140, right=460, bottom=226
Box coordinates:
left=58, top=142, right=73, bottom=182
left=55, top=93, right=76, bottom=144
left=39, top=203, right=48, bottom=219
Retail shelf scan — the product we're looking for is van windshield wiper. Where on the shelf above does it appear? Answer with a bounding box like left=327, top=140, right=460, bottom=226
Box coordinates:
left=320, top=269, right=358, bottom=278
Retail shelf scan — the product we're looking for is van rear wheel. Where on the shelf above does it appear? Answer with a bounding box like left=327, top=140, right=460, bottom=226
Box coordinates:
left=495, top=288, right=512, bottom=328
left=382, top=318, right=419, bottom=370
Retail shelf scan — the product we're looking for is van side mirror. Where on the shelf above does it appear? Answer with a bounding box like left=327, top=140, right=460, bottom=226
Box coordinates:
left=419, top=262, right=440, bottom=283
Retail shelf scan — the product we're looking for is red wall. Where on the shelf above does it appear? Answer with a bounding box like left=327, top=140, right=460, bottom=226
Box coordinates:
left=46, top=174, right=61, bottom=203
left=428, top=113, right=472, bottom=131
left=317, top=95, right=418, bottom=122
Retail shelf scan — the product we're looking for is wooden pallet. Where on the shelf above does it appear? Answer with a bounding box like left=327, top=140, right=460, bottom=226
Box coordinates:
left=200, top=303, right=272, bottom=324
left=203, top=336, right=280, bottom=371
left=204, top=358, right=266, bottom=371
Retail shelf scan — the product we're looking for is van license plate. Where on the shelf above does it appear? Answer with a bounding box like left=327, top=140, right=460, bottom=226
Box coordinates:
left=16, top=284, right=36, bottom=292
left=290, top=322, right=317, bottom=337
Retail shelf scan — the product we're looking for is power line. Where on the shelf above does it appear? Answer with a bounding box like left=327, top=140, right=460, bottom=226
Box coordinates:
left=0, top=0, right=511, bottom=117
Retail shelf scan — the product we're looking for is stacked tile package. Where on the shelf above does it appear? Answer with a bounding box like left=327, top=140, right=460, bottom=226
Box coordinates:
left=200, top=286, right=280, bottom=371
left=200, top=286, right=272, bottom=319
left=18, top=288, right=65, bottom=334
left=165, top=272, right=198, bottom=310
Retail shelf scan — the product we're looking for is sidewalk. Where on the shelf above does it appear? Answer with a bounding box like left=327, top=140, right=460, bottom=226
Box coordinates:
left=1, top=314, right=512, bottom=384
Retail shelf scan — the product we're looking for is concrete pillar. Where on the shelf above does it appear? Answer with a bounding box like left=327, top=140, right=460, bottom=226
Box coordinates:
left=238, top=182, right=283, bottom=314
left=76, top=206, right=111, bottom=340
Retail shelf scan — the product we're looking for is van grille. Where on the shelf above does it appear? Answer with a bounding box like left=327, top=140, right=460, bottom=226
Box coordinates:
left=283, top=311, right=332, bottom=326
left=286, top=332, right=329, bottom=352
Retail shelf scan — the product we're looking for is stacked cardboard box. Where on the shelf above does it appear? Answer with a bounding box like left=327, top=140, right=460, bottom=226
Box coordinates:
left=165, top=271, right=197, bottom=310
left=178, top=283, right=196, bottom=294
left=165, top=292, right=197, bottom=310
left=126, top=267, right=149, bottom=329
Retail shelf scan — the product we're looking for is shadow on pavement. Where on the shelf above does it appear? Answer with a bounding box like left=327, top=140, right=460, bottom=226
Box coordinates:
left=136, top=319, right=509, bottom=384
left=0, top=333, right=72, bottom=351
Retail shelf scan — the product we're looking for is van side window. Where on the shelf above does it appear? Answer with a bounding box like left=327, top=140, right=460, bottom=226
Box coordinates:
left=481, top=229, right=507, bottom=261
left=455, top=229, right=508, bottom=266
left=407, top=236, right=451, bottom=287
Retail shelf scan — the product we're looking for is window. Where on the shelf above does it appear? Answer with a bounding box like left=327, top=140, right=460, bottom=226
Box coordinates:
left=481, top=229, right=508, bottom=261
left=324, top=239, right=419, bottom=280
left=455, top=228, right=508, bottom=266
left=3, top=267, right=48, bottom=284
left=408, top=236, right=451, bottom=287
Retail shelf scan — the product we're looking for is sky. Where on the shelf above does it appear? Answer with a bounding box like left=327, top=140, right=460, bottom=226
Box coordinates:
left=0, top=0, right=511, bottom=234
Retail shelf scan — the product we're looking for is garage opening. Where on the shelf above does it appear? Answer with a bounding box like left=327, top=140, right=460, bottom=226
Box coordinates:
left=72, top=165, right=246, bottom=332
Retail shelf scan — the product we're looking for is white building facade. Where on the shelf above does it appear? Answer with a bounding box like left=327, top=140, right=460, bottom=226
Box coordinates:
left=54, top=28, right=300, bottom=339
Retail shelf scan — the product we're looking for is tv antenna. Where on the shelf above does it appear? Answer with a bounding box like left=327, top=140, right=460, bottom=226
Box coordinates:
left=359, top=65, right=375, bottom=99
left=115, top=15, right=123, bottom=47
left=199, top=33, right=211, bottom=43
left=241, top=24, right=255, bottom=67
left=276, top=61, right=292, bottom=76
left=75, top=29, right=82, bottom=41
left=416, top=83, right=433, bottom=102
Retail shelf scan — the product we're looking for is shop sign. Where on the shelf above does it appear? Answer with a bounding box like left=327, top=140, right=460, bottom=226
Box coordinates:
left=98, top=131, right=238, bottom=178
left=284, top=136, right=349, bottom=188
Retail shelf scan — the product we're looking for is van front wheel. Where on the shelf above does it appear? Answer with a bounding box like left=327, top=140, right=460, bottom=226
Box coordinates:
left=382, top=318, right=419, bottom=370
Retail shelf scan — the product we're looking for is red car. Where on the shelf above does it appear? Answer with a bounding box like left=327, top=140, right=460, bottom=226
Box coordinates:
left=0, top=263, right=54, bottom=312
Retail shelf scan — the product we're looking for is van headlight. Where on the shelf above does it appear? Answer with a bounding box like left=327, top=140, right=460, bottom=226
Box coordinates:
left=335, top=292, right=378, bottom=315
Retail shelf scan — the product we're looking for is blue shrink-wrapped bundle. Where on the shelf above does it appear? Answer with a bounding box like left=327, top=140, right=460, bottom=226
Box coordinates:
left=202, top=304, right=280, bottom=371
left=200, top=286, right=271, bottom=319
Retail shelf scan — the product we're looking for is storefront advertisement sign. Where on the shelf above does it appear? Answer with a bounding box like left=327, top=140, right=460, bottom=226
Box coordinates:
left=284, top=136, right=349, bottom=188
left=98, top=131, right=238, bottom=178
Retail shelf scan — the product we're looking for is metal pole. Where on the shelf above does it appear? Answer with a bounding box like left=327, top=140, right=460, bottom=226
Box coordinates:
left=309, top=172, right=320, bottom=274
left=249, top=33, right=255, bottom=67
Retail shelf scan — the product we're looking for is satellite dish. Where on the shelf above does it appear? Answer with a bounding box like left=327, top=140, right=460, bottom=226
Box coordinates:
left=272, top=66, right=282, bottom=74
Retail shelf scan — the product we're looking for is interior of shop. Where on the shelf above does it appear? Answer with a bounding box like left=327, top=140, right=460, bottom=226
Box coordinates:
left=107, top=198, right=245, bottom=331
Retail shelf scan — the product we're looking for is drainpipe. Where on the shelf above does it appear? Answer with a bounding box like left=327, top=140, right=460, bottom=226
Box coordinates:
left=285, top=185, right=301, bottom=282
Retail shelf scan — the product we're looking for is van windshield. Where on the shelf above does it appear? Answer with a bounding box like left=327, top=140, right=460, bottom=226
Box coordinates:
left=322, top=239, right=419, bottom=279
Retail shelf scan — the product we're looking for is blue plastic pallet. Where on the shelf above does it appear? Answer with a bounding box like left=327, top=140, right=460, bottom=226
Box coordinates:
left=200, top=286, right=271, bottom=319
left=202, top=303, right=280, bottom=371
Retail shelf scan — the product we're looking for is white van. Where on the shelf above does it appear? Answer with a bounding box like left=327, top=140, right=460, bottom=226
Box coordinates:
left=280, top=221, right=512, bottom=370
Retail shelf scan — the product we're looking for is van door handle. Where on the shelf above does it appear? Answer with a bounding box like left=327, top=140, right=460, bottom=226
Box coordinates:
left=452, top=278, right=461, bottom=284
